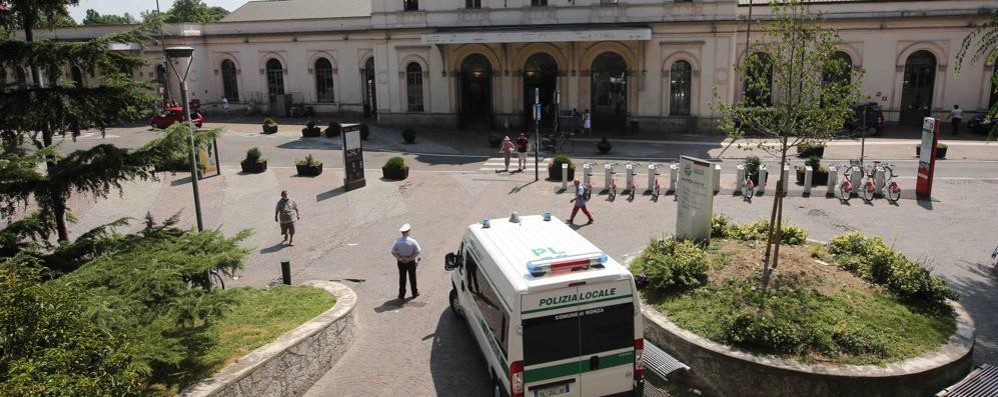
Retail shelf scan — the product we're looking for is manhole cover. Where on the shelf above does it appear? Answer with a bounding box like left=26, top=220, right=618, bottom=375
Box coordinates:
left=807, top=209, right=827, bottom=217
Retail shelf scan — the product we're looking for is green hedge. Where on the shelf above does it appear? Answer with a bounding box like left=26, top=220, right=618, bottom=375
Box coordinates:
left=710, top=215, right=808, bottom=245
left=632, top=238, right=710, bottom=294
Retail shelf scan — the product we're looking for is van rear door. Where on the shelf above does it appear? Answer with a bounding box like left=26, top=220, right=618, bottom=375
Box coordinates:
left=576, top=280, right=637, bottom=396
left=521, top=287, right=583, bottom=397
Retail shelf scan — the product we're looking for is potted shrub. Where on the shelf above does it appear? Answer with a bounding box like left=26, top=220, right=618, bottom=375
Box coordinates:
left=547, top=155, right=576, bottom=181
left=796, top=142, right=826, bottom=158
left=744, top=155, right=764, bottom=185
left=262, top=118, right=278, bottom=134
left=596, top=137, right=613, bottom=154
left=301, top=120, right=322, bottom=137
left=382, top=156, right=409, bottom=180
left=324, top=121, right=341, bottom=137
left=796, top=156, right=829, bottom=185
left=402, top=128, right=416, bottom=143
left=360, top=123, right=371, bottom=140
left=488, top=134, right=503, bottom=148
left=915, top=142, right=948, bottom=159
left=295, top=154, right=323, bottom=176
left=240, top=147, right=267, bottom=173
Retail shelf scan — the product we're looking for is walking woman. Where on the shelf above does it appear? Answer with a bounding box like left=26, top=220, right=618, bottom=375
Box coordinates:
left=501, top=136, right=515, bottom=171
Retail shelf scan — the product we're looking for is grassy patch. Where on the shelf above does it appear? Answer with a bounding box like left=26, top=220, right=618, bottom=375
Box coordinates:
left=157, top=285, right=335, bottom=395
left=637, top=225, right=957, bottom=366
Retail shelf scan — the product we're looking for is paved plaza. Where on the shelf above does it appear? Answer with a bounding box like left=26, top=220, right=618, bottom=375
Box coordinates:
left=57, top=121, right=998, bottom=396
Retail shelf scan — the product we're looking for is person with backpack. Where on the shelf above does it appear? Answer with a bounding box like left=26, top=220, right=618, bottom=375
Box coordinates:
left=274, top=190, right=300, bottom=246
left=567, top=179, right=594, bottom=225
left=515, top=132, right=530, bottom=171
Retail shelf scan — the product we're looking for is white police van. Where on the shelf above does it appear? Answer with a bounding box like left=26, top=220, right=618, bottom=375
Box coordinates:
left=445, top=214, right=644, bottom=397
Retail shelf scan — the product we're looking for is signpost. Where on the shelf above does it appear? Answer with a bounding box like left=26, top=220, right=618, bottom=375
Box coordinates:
left=534, top=87, right=540, bottom=182
left=341, top=123, right=366, bottom=191
left=916, top=117, right=939, bottom=198
left=196, top=137, right=221, bottom=179
left=676, top=156, right=715, bottom=244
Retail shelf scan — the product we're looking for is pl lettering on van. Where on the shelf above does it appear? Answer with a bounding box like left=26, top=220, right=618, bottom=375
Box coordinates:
left=530, top=247, right=567, bottom=261
left=539, top=288, right=616, bottom=307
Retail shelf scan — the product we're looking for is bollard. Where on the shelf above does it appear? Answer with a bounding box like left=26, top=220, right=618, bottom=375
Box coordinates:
left=281, top=259, right=291, bottom=285
left=713, top=164, right=721, bottom=194
left=604, top=163, right=613, bottom=192
left=827, top=166, right=838, bottom=197
left=647, top=164, right=656, bottom=193
left=781, top=165, right=790, bottom=197
left=757, top=166, right=768, bottom=195
left=669, top=163, right=678, bottom=193
left=625, top=163, right=635, bottom=192
left=735, top=164, right=745, bottom=194
left=561, top=163, right=568, bottom=190
left=804, top=166, right=813, bottom=196
left=583, top=163, right=592, bottom=187
left=874, top=166, right=886, bottom=193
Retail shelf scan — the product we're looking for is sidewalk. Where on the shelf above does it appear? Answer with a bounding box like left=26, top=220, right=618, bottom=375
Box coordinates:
left=202, top=115, right=998, bottom=162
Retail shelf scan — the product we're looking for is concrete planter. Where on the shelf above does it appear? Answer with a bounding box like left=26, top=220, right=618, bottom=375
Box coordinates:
left=240, top=160, right=267, bottom=174
left=181, top=281, right=357, bottom=397
left=296, top=163, right=323, bottom=176
left=382, top=166, right=409, bottom=180
left=642, top=302, right=974, bottom=397
left=262, top=124, right=278, bottom=134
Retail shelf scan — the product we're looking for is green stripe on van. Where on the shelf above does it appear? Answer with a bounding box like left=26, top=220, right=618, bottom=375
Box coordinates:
left=522, top=296, right=632, bottom=314
left=524, top=351, right=634, bottom=384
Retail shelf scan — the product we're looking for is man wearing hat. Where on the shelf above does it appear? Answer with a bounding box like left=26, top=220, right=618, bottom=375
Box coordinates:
left=391, top=223, right=422, bottom=301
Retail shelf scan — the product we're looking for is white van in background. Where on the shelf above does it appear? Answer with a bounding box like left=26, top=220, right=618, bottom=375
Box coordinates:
left=444, top=214, right=644, bottom=397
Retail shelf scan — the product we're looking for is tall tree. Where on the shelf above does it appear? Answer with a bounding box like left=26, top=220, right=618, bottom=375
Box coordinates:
left=0, top=24, right=167, bottom=242
left=716, top=0, right=863, bottom=288
left=82, top=9, right=137, bottom=25
left=956, top=10, right=998, bottom=140
left=164, top=0, right=228, bottom=23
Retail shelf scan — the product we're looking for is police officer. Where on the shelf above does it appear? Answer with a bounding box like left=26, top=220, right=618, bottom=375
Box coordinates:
left=391, top=223, right=421, bottom=301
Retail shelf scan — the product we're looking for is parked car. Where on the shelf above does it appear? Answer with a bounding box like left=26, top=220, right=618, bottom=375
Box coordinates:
left=150, top=106, right=204, bottom=129
left=968, top=115, right=994, bottom=135
left=844, top=102, right=883, bottom=136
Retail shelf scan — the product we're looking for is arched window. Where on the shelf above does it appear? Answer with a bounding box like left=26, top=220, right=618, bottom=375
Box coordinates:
left=221, top=60, right=239, bottom=102
left=670, top=60, right=692, bottom=116
left=70, top=66, right=84, bottom=88
left=823, top=51, right=852, bottom=87
left=403, top=0, right=418, bottom=11
left=314, top=58, right=334, bottom=103
left=744, top=52, right=773, bottom=107
left=406, top=62, right=424, bottom=112
left=266, top=58, right=284, bottom=103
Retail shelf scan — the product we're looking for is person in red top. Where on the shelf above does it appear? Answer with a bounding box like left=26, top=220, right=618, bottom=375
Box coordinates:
left=515, top=132, right=530, bottom=171
left=500, top=136, right=515, bottom=171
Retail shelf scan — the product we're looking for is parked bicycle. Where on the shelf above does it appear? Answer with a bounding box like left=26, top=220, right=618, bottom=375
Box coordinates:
left=649, top=163, right=664, bottom=201
left=837, top=162, right=864, bottom=202
left=625, top=162, right=639, bottom=201
left=866, top=162, right=902, bottom=203
left=605, top=162, right=619, bottom=201
left=541, top=130, right=575, bottom=154
left=744, top=173, right=756, bottom=200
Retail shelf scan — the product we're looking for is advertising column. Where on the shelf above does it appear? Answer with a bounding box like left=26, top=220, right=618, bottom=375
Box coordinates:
left=341, top=123, right=366, bottom=191
left=676, top=156, right=715, bottom=244
left=916, top=117, right=939, bottom=198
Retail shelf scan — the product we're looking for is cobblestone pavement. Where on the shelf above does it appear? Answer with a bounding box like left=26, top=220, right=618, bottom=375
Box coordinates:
left=51, top=123, right=998, bottom=396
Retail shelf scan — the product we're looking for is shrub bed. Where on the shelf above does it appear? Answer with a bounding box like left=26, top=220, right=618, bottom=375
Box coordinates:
left=638, top=219, right=957, bottom=365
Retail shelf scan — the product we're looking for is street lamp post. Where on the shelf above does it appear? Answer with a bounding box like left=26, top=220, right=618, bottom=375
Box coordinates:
left=165, top=46, right=205, bottom=232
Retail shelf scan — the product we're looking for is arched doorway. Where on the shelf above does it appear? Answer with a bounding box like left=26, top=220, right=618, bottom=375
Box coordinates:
left=363, top=57, right=377, bottom=118
left=523, top=53, right=558, bottom=130
left=460, top=54, right=493, bottom=129
left=590, top=52, right=628, bottom=133
left=899, top=51, right=936, bottom=127
left=265, top=59, right=284, bottom=105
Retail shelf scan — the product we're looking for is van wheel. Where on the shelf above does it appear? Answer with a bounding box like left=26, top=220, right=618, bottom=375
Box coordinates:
left=449, top=289, right=464, bottom=319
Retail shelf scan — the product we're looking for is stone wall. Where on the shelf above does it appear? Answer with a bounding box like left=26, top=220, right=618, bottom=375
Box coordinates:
left=642, top=302, right=975, bottom=397
left=181, top=281, right=357, bottom=397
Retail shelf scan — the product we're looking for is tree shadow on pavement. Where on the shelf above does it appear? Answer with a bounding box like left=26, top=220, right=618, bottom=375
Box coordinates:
left=277, top=139, right=342, bottom=151
left=941, top=262, right=998, bottom=365
left=414, top=153, right=488, bottom=166
left=429, top=310, right=491, bottom=396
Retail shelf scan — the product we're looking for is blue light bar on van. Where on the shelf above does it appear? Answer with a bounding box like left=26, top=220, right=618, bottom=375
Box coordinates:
left=527, top=253, right=608, bottom=276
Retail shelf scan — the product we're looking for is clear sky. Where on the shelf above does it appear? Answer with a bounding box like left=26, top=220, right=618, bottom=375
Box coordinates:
left=66, top=0, right=249, bottom=23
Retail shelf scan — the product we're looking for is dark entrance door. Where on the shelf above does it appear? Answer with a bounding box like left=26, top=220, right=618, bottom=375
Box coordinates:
left=363, top=58, right=377, bottom=118
left=523, top=53, right=558, bottom=131
left=460, top=54, right=493, bottom=130
left=899, top=51, right=936, bottom=127
left=590, top=52, right=628, bottom=133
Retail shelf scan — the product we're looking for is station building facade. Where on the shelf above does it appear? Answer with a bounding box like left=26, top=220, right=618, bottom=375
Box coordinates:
left=21, top=0, right=998, bottom=135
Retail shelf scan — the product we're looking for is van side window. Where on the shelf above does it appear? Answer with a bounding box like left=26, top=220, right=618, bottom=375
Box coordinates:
left=469, top=260, right=510, bottom=356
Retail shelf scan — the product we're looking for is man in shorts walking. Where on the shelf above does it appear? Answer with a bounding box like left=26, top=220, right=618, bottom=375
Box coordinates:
left=274, top=190, right=300, bottom=246
left=515, top=132, right=530, bottom=171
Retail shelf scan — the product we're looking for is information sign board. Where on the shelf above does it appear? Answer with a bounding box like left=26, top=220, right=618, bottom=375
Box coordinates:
left=341, top=123, right=366, bottom=191
left=676, top=156, right=715, bottom=244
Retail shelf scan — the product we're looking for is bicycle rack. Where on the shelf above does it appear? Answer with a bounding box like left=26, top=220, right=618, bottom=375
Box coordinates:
left=561, top=163, right=569, bottom=191
left=781, top=165, right=790, bottom=197
left=757, top=165, right=768, bottom=195
left=713, top=164, right=722, bottom=194
left=874, top=166, right=886, bottom=193
left=604, top=163, right=614, bottom=193
left=625, top=163, right=637, bottom=193
left=804, top=166, right=813, bottom=196
left=735, top=164, right=745, bottom=194
left=582, top=163, right=594, bottom=187
left=826, top=166, right=838, bottom=197
left=646, top=164, right=657, bottom=194
left=849, top=167, right=863, bottom=198
left=668, top=163, right=678, bottom=193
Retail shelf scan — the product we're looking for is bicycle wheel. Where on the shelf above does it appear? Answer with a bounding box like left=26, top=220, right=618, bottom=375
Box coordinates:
left=745, top=184, right=754, bottom=199
left=560, top=139, right=574, bottom=154
left=886, top=185, right=901, bottom=203
left=862, top=183, right=874, bottom=202
left=838, top=183, right=851, bottom=202
left=209, top=271, right=226, bottom=290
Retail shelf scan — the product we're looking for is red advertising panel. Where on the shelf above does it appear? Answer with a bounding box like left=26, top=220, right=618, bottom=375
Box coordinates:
left=915, top=117, right=939, bottom=198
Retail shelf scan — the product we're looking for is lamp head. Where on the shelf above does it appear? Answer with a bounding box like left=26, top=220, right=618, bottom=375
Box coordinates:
left=165, top=46, right=194, bottom=59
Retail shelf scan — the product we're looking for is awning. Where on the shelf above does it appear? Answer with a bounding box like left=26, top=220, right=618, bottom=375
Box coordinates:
left=421, top=27, right=651, bottom=45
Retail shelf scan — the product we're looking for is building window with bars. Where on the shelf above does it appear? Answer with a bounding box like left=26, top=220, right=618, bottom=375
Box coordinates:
left=221, top=60, right=239, bottom=102
left=314, top=58, right=334, bottom=103
left=670, top=60, right=692, bottom=116
left=406, top=63, right=424, bottom=112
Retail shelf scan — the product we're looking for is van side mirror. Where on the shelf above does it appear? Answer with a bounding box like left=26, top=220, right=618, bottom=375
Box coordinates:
left=445, top=252, right=461, bottom=271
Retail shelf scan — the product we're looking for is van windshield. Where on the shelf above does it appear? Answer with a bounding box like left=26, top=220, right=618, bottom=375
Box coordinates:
left=522, top=302, right=634, bottom=365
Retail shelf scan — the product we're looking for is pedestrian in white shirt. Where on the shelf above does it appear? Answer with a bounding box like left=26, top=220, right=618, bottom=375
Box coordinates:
left=947, top=104, right=963, bottom=135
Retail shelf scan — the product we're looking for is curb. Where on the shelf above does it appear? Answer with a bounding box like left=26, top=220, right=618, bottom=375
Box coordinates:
left=180, top=281, right=358, bottom=397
